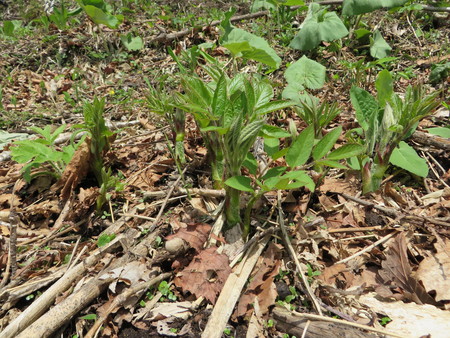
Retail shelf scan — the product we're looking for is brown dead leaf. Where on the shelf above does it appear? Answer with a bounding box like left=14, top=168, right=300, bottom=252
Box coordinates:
left=174, top=247, right=231, bottom=304
left=166, top=223, right=211, bottom=252
left=235, top=242, right=282, bottom=319
left=414, top=239, right=450, bottom=303
left=52, top=139, right=91, bottom=200
left=376, top=232, right=437, bottom=305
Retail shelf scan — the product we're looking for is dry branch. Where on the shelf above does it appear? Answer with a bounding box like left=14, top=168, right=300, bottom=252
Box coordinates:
left=272, top=306, right=403, bottom=338
left=0, top=234, right=125, bottom=338
left=412, top=130, right=450, bottom=152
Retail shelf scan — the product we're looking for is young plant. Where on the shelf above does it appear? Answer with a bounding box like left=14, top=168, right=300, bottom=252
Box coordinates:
left=293, top=95, right=340, bottom=139
left=11, top=125, right=80, bottom=182
left=74, top=97, right=114, bottom=185
left=349, top=69, right=440, bottom=193
left=145, top=79, right=186, bottom=168
left=177, top=69, right=291, bottom=228
left=227, top=123, right=364, bottom=237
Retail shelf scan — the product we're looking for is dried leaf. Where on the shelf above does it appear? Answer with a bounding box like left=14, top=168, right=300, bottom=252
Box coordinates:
left=376, top=232, right=437, bottom=305
left=414, top=239, right=450, bottom=302
left=235, top=242, right=282, bottom=319
left=174, top=247, right=231, bottom=304
left=166, top=223, right=211, bottom=252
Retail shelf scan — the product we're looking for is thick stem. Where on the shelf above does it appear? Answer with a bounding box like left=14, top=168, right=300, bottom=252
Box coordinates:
left=225, top=186, right=241, bottom=228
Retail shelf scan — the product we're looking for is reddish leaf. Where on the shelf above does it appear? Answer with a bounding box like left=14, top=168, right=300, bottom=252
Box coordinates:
left=174, top=247, right=231, bottom=304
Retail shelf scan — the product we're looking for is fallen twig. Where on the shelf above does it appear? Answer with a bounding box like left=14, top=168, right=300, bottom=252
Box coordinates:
left=0, top=233, right=126, bottom=338
left=277, top=191, right=322, bottom=315
left=201, top=236, right=270, bottom=338
left=272, top=306, right=404, bottom=338
left=336, top=231, right=397, bottom=264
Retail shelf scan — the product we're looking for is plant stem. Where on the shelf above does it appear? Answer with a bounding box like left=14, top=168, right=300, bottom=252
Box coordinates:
left=225, top=185, right=241, bottom=227
left=243, top=192, right=261, bottom=238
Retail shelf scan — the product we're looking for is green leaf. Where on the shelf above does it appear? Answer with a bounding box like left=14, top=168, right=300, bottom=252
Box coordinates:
left=286, top=125, right=314, bottom=167
left=81, top=4, right=123, bottom=28
left=315, top=159, right=349, bottom=169
left=80, top=314, right=97, bottom=320
left=243, top=152, right=258, bottom=175
left=290, top=3, right=348, bottom=51
left=120, top=33, right=143, bottom=51
left=426, top=127, right=450, bottom=138
left=225, top=176, right=255, bottom=192
left=255, top=100, right=292, bottom=116
left=375, top=69, right=393, bottom=108
left=212, top=73, right=228, bottom=119
left=284, top=56, right=326, bottom=90
left=327, top=144, right=365, bottom=160
left=282, top=170, right=315, bottom=191
left=390, top=141, right=428, bottom=177
left=97, top=233, right=116, bottom=247
left=342, top=0, right=408, bottom=16
left=260, top=125, right=291, bottom=138
left=221, top=28, right=281, bottom=69
left=370, top=30, right=391, bottom=59
left=429, top=62, right=450, bottom=85
left=2, top=21, right=15, bottom=36
left=264, top=137, right=280, bottom=158
left=350, top=86, right=379, bottom=131
left=262, top=166, right=287, bottom=181
left=312, top=126, right=342, bottom=160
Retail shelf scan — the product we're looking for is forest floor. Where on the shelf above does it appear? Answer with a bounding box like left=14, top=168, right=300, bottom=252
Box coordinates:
left=0, top=1, right=449, bottom=337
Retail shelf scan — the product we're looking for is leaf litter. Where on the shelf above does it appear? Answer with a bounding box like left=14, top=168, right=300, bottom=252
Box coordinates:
left=0, top=1, right=449, bottom=337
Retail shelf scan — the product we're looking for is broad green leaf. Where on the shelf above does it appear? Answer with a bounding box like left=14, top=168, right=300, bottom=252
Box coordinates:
left=281, top=83, right=309, bottom=103
left=221, top=28, right=281, bottom=69
left=426, top=127, right=450, bottom=138
left=271, top=147, right=289, bottom=160
left=312, top=126, right=342, bottom=160
left=251, top=0, right=276, bottom=12
left=342, top=0, right=408, bottom=16
left=375, top=69, right=393, bottom=108
left=264, top=137, right=280, bottom=157
left=350, top=86, right=379, bottom=131
left=282, top=170, right=315, bottom=191
left=290, top=3, right=348, bottom=51
left=284, top=56, right=326, bottom=90
left=260, top=125, right=291, bottom=138
left=243, top=152, right=258, bottom=175
left=255, top=100, right=292, bottom=116
left=327, top=144, right=365, bottom=160
left=82, top=5, right=123, bottom=28
left=262, top=166, right=287, bottom=181
left=390, top=141, right=428, bottom=177
left=225, top=176, right=255, bottom=192
left=2, top=21, right=15, bottom=36
left=370, top=30, right=391, bottom=59
left=120, top=33, right=143, bottom=51
left=286, top=125, right=314, bottom=167
left=429, top=62, right=450, bottom=85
